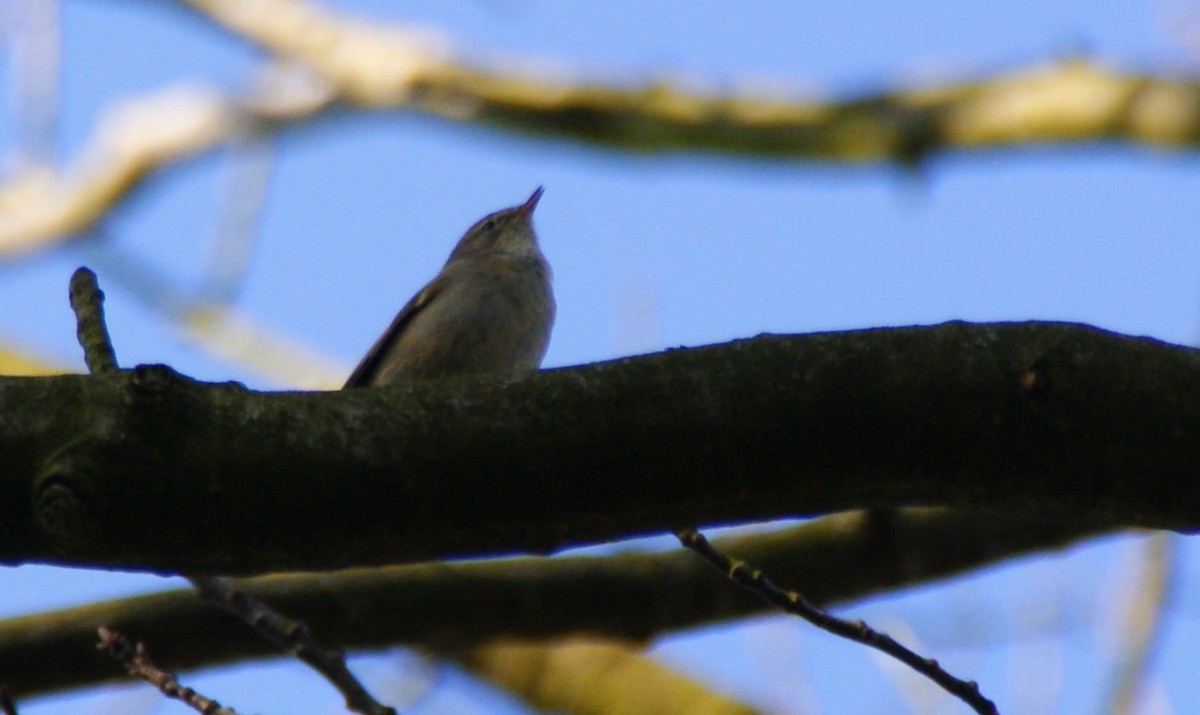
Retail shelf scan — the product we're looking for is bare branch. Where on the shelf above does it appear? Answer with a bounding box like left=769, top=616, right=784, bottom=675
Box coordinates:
left=183, top=0, right=449, bottom=107
left=0, top=510, right=1115, bottom=698
left=0, top=83, right=244, bottom=256
left=0, top=321, right=1194, bottom=574
left=72, top=272, right=382, bottom=713
left=4, top=33, right=1200, bottom=256
left=675, top=527, right=995, bottom=714
left=0, top=511, right=1104, bottom=700
left=68, top=267, right=118, bottom=374
left=185, top=0, right=1200, bottom=158
left=96, top=627, right=240, bottom=715
left=189, top=575, right=396, bottom=715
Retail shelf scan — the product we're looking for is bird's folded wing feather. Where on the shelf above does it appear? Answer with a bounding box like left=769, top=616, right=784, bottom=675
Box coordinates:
left=342, top=277, right=444, bottom=388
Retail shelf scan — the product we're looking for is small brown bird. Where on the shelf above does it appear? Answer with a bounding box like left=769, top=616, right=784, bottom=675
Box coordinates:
left=343, top=188, right=555, bottom=387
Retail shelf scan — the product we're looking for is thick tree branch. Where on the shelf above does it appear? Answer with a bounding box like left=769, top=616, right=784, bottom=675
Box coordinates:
left=0, top=321, right=1192, bottom=574
left=0, top=509, right=1108, bottom=697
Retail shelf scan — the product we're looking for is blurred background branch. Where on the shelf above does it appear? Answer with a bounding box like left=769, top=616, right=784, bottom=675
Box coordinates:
left=5, top=52, right=1200, bottom=259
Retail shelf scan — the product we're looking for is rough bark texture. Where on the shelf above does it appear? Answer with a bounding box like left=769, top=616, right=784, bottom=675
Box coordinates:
left=0, top=321, right=1195, bottom=574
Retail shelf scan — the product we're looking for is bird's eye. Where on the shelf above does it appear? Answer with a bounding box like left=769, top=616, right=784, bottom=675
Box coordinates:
left=482, top=220, right=496, bottom=232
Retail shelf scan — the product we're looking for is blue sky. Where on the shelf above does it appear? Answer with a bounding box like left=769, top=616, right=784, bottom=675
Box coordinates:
left=2, top=1, right=1199, bottom=713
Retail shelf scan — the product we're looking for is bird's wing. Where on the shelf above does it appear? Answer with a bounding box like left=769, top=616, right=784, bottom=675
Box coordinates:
left=342, top=277, right=444, bottom=388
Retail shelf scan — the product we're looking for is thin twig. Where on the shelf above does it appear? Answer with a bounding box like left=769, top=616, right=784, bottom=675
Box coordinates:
left=96, top=627, right=240, bottom=715
left=188, top=575, right=398, bottom=715
left=67, top=266, right=118, bottom=374
left=674, top=527, right=999, bottom=715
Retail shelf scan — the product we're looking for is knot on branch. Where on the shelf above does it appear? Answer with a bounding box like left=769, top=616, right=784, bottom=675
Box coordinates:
left=1018, top=353, right=1055, bottom=399
left=34, top=454, right=101, bottom=549
left=130, top=364, right=184, bottom=398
